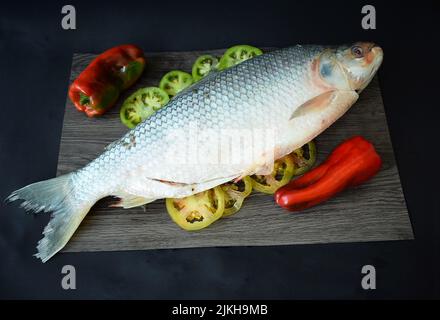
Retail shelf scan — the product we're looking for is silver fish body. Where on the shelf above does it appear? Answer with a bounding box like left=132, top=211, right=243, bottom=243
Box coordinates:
left=8, top=43, right=383, bottom=261
left=79, top=46, right=325, bottom=198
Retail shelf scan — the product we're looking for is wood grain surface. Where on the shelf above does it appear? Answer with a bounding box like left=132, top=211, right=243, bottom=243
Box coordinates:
left=57, top=49, right=413, bottom=253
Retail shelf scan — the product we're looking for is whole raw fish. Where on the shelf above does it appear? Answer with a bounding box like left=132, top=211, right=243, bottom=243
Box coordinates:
left=8, top=42, right=383, bottom=262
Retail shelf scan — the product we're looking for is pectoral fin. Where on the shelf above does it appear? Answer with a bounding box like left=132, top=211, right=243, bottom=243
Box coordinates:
left=283, top=90, right=359, bottom=155
left=289, top=90, right=358, bottom=120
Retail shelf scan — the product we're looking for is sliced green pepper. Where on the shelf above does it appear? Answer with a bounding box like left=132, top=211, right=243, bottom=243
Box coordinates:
left=217, top=45, right=263, bottom=70
left=120, top=87, right=169, bottom=129
left=192, top=55, right=219, bottom=82
left=159, top=70, right=193, bottom=96
left=166, top=186, right=225, bottom=231
left=221, top=176, right=253, bottom=217
left=250, top=154, right=296, bottom=194
left=292, top=141, right=317, bottom=175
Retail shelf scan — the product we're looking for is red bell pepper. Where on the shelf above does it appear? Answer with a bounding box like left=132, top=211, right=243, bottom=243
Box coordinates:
left=275, top=136, right=382, bottom=211
left=68, top=44, right=146, bottom=117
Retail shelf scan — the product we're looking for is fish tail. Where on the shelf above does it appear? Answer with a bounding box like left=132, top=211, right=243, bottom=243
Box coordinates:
left=6, top=173, right=95, bottom=262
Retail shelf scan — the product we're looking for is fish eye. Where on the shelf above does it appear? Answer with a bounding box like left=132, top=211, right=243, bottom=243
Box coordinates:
left=351, top=46, right=364, bottom=58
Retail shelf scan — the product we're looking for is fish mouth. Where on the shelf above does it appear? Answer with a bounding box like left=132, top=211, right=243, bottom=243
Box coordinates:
left=371, top=45, right=383, bottom=56
left=357, top=45, right=383, bottom=92
left=370, top=45, right=384, bottom=67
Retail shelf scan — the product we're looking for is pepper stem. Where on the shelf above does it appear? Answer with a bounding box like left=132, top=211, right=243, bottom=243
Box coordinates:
left=79, top=92, right=90, bottom=106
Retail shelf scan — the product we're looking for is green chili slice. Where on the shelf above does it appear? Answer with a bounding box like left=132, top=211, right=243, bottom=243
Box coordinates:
left=217, top=45, right=263, bottom=70
left=120, top=87, right=169, bottom=129
left=192, top=55, right=219, bottom=82
left=159, top=70, right=193, bottom=96
left=221, top=176, right=253, bottom=217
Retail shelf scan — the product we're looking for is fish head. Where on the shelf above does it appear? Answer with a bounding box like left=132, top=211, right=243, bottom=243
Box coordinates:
left=318, top=42, right=383, bottom=92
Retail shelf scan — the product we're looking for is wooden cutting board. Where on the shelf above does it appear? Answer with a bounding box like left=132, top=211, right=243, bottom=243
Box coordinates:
left=57, top=49, right=413, bottom=253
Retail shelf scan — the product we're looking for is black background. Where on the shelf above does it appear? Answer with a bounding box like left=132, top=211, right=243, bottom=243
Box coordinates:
left=0, top=0, right=439, bottom=299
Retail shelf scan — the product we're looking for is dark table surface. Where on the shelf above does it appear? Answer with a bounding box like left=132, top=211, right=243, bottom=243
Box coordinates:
left=0, top=0, right=438, bottom=299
